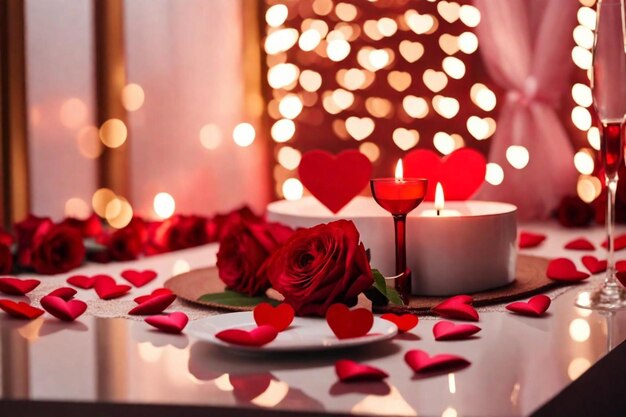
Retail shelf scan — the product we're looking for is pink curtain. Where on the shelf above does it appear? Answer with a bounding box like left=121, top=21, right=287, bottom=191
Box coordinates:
left=474, top=0, right=579, bottom=220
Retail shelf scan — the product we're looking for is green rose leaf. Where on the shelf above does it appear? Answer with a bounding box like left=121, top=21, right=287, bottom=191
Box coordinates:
left=198, top=290, right=280, bottom=307
left=371, top=269, right=404, bottom=306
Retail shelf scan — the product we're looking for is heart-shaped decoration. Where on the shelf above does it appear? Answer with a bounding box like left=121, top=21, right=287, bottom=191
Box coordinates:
left=129, top=293, right=176, bottom=315
left=402, top=96, right=429, bottom=119
left=406, top=11, right=435, bottom=35
left=387, top=71, right=412, bottom=92
left=433, top=95, right=460, bottom=119
left=433, top=320, right=481, bottom=341
left=582, top=256, right=607, bottom=274
left=95, top=276, right=132, bottom=300
left=616, top=260, right=626, bottom=272
left=0, top=277, right=40, bottom=295
left=145, top=312, right=189, bottom=334
left=215, top=325, right=278, bottom=347
left=345, top=117, right=375, bottom=141
left=0, top=299, right=45, bottom=319
left=67, top=274, right=109, bottom=289
left=326, top=304, right=374, bottom=339
left=298, top=150, right=373, bottom=213
left=437, top=1, right=460, bottom=23
left=40, top=295, right=87, bottom=321
left=432, top=295, right=479, bottom=321
left=439, top=34, right=460, bottom=55
left=404, top=349, right=470, bottom=373
left=422, top=69, right=448, bottom=93
left=546, top=258, right=590, bottom=282
left=121, top=269, right=158, bottom=287
left=380, top=313, right=418, bottom=333
left=602, top=234, right=626, bottom=251
left=564, top=238, right=595, bottom=251
left=506, top=295, right=551, bottom=317
left=519, top=232, right=546, bottom=249
left=335, top=360, right=388, bottom=382
left=399, top=40, right=424, bottom=63
left=466, top=116, right=491, bottom=140
left=253, top=303, right=295, bottom=332
left=616, top=271, right=626, bottom=286
left=134, top=288, right=173, bottom=304
left=47, top=287, right=77, bottom=301
left=404, top=148, right=486, bottom=201
left=392, top=128, right=419, bottom=151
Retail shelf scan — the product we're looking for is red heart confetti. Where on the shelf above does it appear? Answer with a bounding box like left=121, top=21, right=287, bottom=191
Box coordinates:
left=0, top=299, right=45, bottom=319
left=431, top=295, right=479, bottom=322
left=145, top=312, right=189, bottom=334
left=404, top=349, right=470, bottom=373
left=47, top=287, right=77, bottom=300
left=433, top=320, right=481, bottom=341
left=134, top=288, right=173, bottom=304
left=121, top=269, right=158, bottom=287
left=616, top=260, right=626, bottom=272
left=215, top=325, right=278, bottom=346
left=602, top=234, right=626, bottom=251
left=253, top=303, right=295, bottom=332
left=506, top=295, right=551, bottom=317
left=546, top=258, right=590, bottom=282
left=335, top=360, right=388, bottom=382
left=67, top=274, right=110, bottom=289
left=40, top=295, right=87, bottom=321
left=582, top=256, right=607, bottom=275
left=298, top=150, right=373, bottom=213
left=325, top=304, right=374, bottom=339
left=616, top=271, right=626, bottom=287
left=380, top=313, right=419, bottom=333
left=0, top=277, right=40, bottom=295
left=95, top=277, right=132, bottom=300
left=129, top=293, right=176, bottom=315
left=519, top=231, right=546, bottom=249
left=564, top=238, right=595, bottom=251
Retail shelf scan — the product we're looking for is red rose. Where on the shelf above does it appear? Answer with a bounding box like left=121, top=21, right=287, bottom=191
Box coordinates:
left=0, top=228, right=13, bottom=247
left=151, top=215, right=215, bottom=252
left=107, top=226, right=143, bottom=261
left=214, top=206, right=261, bottom=240
left=265, top=220, right=374, bottom=316
left=216, top=218, right=293, bottom=296
left=60, top=213, right=103, bottom=238
left=15, top=215, right=54, bottom=267
left=0, top=244, right=12, bottom=274
left=556, top=195, right=594, bottom=227
left=30, top=225, right=85, bottom=274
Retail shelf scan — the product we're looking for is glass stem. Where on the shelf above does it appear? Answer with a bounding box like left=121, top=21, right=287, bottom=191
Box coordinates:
left=393, top=214, right=409, bottom=300
left=605, top=174, right=618, bottom=290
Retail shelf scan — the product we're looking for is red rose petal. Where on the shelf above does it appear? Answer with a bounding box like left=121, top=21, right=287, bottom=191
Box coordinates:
left=546, top=258, right=590, bottom=282
left=581, top=256, right=607, bottom=275
left=145, top=312, right=189, bottom=334
left=431, top=295, right=479, bottom=322
left=121, top=269, right=158, bottom=287
left=47, top=287, right=77, bottom=301
left=380, top=313, right=419, bottom=333
left=335, top=360, right=388, bottom=382
left=564, top=238, right=595, bottom=251
left=325, top=304, right=374, bottom=339
left=0, top=277, right=41, bottom=295
left=134, top=288, right=173, bottom=304
left=40, top=295, right=87, bottom=321
left=128, top=293, right=176, bottom=315
left=404, top=349, right=470, bottom=373
left=215, top=325, right=278, bottom=346
left=94, top=278, right=131, bottom=300
left=253, top=303, right=295, bottom=332
left=0, top=299, right=45, bottom=319
left=519, top=232, right=546, bottom=249
left=506, top=295, right=551, bottom=317
left=433, top=320, right=481, bottom=341
left=602, top=234, right=626, bottom=251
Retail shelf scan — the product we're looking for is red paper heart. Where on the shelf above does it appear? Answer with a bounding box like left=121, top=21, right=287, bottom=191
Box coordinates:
left=0, top=299, right=45, bottom=319
left=506, top=295, right=551, bottom=317
left=582, top=256, right=607, bottom=275
left=40, top=295, right=87, bottom=321
left=145, top=312, right=189, bottom=334
left=602, top=234, right=626, bottom=251
left=134, top=288, right=173, bottom=304
left=47, top=287, right=77, bottom=301
left=404, top=349, right=470, bottom=373
left=546, top=258, right=590, bottom=282
left=325, top=304, right=374, bottom=339
left=121, top=269, right=158, bottom=287
left=519, top=231, right=546, bottom=249
left=335, top=360, right=388, bottom=382
left=433, top=320, right=481, bottom=341
left=67, top=274, right=110, bottom=289
left=129, top=293, right=176, bottom=315
left=298, top=150, right=373, bottom=213
left=94, top=276, right=131, bottom=300
left=564, top=238, right=595, bottom=251
left=0, top=277, right=40, bottom=295
left=215, top=325, right=278, bottom=346
left=380, top=313, right=419, bottom=333
left=253, top=303, right=295, bottom=332
left=616, top=271, right=626, bottom=287
left=404, top=148, right=486, bottom=201
left=432, top=295, right=479, bottom=321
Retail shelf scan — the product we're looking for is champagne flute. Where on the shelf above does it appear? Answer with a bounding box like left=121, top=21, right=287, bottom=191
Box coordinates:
left=576, top=0, right=626, bottom=310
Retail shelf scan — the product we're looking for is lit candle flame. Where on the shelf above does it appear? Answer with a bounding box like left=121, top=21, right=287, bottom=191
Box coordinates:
left=435, top=182, right=445, bottom=214
left=395, top=159, right=403, bottom=181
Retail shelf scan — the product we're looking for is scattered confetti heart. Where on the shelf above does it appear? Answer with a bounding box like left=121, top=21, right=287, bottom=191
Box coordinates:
left=67, top=274, right=109, bottom=289
left=582, top=256, right=607, bottom=275
left=431, top=295, right=479, bottom=321
left=506, top=295, right=551, bottom=317
left=95, top=277, right=132, bottom=300
left=326, top=304, right=374, bottom=339
left=404, top=349, right=470, bottom=373
left=253, top=303, right=295, bottom=332
left=121, top=269, right=158, bottom=287
left=616, top=260, right=626, bottom=272
left=40, top=295, right=87, bottom=321
left=215, top=325, right=278, bottom=346
left=145, top=312, right=189, bottom=334
left=0, top=299, right=44, bottom=319
left=129, top=293, right=176, bottom=315
left=380, top=313, right=419, bottom=333
left=0, top=277, right=40, bottom=295
left=616, top=271, right=626, bottom=287
left=564, top=238, right=595, bottom=251
left=335, top=360, right=388, bottom=382
left=546, top=258, right=590, bottom=282
left=433, top=320, right=481, bottom=341
left=47, top=287, right=77, bottom=301
left=519, top=232, right=546, bottom=249
left=134, top=288, right=173, bottom=304
left=602, top=234, right=626, bottom=251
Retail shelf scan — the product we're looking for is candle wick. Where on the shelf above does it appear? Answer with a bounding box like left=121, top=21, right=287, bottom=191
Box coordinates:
left=436, top=209, right=440, bottom=216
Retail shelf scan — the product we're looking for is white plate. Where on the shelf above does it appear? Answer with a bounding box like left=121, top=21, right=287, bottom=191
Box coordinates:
left=187, top=311, right=398, bottom=352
